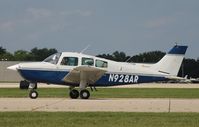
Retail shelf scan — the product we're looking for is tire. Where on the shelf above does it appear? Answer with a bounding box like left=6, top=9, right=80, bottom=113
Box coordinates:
left=20, top=80, right=29, bottom=89
left=80, top=89, right=90, bottom=99
left=29, top=90, right=38, bottom=99
left=69, top=89, right=79, bottom=99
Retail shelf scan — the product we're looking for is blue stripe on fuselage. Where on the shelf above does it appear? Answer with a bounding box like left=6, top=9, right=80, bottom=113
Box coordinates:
left=18, top=69, right=69, bottom=84
left=18, top=69, right=167, bottom=86
left=95, top=73, right=166, bottom=86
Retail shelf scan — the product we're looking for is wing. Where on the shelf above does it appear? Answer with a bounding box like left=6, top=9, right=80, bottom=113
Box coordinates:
left=62, top=65, right=107, bottom=85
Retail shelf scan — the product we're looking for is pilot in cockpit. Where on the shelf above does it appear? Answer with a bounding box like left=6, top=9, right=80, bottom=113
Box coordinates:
left=61, top=58, right=68, bottom=65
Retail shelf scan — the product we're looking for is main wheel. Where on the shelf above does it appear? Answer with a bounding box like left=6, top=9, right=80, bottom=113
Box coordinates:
left=20, top=80, right=29, bottom=89
left=80, top=89, right=90, bottom=99
left=69, top=89, right=79, bottom=99
left=29, top=90, right=38, bottom=99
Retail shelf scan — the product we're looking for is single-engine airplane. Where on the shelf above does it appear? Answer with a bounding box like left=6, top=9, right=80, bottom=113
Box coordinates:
left=7, top=45, right=188, bottom=99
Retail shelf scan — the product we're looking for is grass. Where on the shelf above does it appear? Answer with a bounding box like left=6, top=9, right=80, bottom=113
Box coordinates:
left=0, top=81, right=18, bottom=83
left=0, top=112, right=199, bottom=127
left=1, top=88, right=199, bottom=98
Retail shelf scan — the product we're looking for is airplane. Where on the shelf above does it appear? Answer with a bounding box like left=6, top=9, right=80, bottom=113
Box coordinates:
left=7, top=45, right=188, bottom=99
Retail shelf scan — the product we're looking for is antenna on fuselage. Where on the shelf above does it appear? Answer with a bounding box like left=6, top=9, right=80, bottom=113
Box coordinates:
left=175, top=41, right=178, bottom=46
left=125, top=56, right=133, bottom=62
left=80, top=45, right=90, bottom=54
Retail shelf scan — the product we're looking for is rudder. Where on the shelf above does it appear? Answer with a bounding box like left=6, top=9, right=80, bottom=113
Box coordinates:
left=152, top=45, right=188, bottom=76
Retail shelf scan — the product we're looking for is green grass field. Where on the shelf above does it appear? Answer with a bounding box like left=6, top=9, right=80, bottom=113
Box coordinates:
left=0, top=112, right=199, bottom=127
left=1, top=88, right=199, bottom=98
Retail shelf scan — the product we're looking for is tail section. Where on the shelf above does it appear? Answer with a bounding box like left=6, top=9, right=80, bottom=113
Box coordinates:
left=153, top=45, right=188, bottom=76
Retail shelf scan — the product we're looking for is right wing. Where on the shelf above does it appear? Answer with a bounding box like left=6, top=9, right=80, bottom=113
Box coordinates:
left=62, top=65, right=107, bottom=85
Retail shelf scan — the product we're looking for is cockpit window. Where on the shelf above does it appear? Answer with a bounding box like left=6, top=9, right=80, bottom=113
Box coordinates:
left=95, top=59, right=108, bottom=68
left=82, top=57, right=94, bottom=66
left=61, top=57, right=78, bottom=66
left=43, top=53, right=61, bottom=64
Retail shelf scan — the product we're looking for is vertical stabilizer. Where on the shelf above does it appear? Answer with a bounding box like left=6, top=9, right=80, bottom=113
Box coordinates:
left=153, top=45, right=188, bottom=76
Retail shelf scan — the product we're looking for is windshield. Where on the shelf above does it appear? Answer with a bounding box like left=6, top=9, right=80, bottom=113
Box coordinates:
left=43, top=53, right=61, bottom=64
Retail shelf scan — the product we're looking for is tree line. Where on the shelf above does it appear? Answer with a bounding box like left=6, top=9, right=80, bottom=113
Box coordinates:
left=0, top=46, right=199, bottom=78
left=0, top=46, right=57, bottom=61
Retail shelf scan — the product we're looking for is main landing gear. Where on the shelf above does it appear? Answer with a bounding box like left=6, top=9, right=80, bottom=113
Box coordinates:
left=19, top=80, right=29, bottom=89
left=69, top=89, right=79, bottom=99
left=69, top=88, right=90, bottom=99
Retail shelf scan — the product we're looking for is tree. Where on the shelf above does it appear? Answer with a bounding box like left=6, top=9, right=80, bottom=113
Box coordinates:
left=0, top=46, right=6, bottom=55
left=97, top=54, right=114, bottom=61
left=97, top=50, right=165, bottom=63
left=0, top=46, right=15, bottom=61
left=14, top=50, right=31, bottom=61
left=112, top=51, right=128, bottom=62
left=130, top=51, right=165, bottom=63
left=97, top=51, right=129, bottom=62
left=30, top=47, right=58, bottom=61
left=178, top=58, right=199, bottom=78
left=0, top=52, right=14, bottom=61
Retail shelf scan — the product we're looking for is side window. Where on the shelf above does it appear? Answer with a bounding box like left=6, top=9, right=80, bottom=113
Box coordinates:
left=95, top=59, right=108, bottom=68
left=60, top=57, right=78, bottom=66
left=82, top=57, right=94, bottom=66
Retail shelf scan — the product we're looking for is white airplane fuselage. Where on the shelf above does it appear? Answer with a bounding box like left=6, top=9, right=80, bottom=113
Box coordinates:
left=9, top=53, right=167, bottom=86
left=7, top=45, right=188, bottom=99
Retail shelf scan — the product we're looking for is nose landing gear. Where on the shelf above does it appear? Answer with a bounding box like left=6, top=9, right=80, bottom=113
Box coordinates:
left=19, top=80, right=39, bottom=99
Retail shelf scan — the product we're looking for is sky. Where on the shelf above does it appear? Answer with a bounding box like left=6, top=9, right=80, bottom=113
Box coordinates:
left=0, top=0, right=198, bottom=59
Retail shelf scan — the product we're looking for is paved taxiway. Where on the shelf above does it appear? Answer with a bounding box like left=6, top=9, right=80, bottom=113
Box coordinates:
left=1, top=98, right=199, bottom=112
left=1, top=83, right=199, bottom=112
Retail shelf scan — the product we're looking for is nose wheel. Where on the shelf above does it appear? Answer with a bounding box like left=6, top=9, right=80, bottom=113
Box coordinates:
left=29, top=90, right=38, bottom=99
left=27, top=82, right=38, bottom=99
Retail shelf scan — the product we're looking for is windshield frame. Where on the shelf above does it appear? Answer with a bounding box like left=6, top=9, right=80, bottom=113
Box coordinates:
left=43, top=52, right=62, bottom=65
